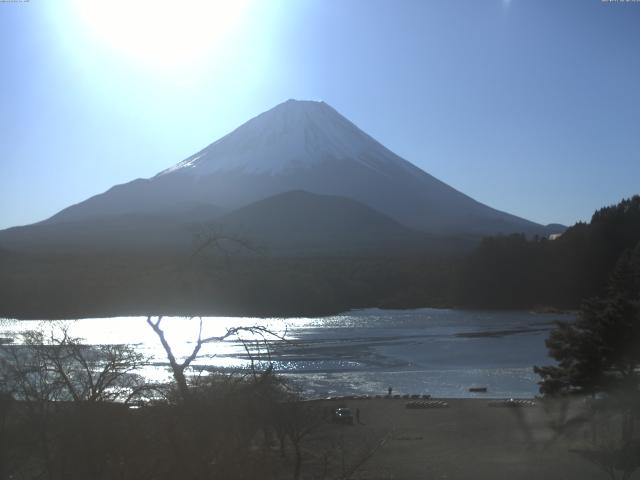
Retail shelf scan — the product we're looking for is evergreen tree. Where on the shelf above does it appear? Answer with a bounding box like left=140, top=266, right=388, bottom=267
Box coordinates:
left=457, top=195, right=640, bottom=310
left=534, top=242, right=640, bottom=396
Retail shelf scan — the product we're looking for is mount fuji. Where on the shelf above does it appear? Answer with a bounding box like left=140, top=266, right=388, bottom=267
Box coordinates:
left=1, top=99, right=560, bottom=254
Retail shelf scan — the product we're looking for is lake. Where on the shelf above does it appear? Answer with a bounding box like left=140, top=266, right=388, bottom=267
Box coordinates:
left=0, top=308, right=571, bottom=398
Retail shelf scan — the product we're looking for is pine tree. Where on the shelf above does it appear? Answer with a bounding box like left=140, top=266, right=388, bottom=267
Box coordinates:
left=534, top=242, right=640, bottom=397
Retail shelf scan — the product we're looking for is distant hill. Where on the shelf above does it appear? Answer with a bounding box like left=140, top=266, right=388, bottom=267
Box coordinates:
left=213, top=190, right=475, bottom=255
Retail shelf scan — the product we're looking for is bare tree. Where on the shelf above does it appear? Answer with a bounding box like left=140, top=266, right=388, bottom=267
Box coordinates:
left=273, top=400, right=327, bottom=480
left=1, top=324, right=149, bottom=404
left=191, top=226, right=264, bottom=261
left=146, top=315, right=282, bottom=403
left=0, top=323, right=152, bottom=480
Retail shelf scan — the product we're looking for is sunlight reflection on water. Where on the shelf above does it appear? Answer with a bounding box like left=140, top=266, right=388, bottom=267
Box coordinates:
left=0, top=308, right=572, bottom=398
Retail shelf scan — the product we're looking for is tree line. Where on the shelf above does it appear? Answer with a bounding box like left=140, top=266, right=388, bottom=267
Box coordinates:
left=0, top=252, right=458, bottom=319
left=1, top=196, right=638, bottom=318
left=531, top=220, right=640, bottom=480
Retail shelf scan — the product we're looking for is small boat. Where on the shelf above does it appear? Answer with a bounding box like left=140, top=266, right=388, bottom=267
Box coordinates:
left=469, top=387, right=488, bottom=393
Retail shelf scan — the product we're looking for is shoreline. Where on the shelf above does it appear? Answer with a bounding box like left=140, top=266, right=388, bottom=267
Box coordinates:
left=305, top=395, right=539, bottom=403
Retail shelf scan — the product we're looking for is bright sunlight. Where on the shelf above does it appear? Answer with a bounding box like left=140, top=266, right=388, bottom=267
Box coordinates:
left=72, top=0, right=251, bottom=71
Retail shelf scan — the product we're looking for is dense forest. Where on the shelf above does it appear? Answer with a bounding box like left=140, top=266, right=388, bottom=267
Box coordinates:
left=0, top=196, right=638, bottom=318
left=455, top=195, right=640, bottom=310
left=0, top=251, right=457, bottom=318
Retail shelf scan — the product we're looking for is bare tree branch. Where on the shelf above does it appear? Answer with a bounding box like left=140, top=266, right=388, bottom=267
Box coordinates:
left=146, top=316, right=287, bottom=402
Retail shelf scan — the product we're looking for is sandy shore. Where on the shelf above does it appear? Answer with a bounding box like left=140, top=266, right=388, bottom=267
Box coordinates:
left=300, top=397, right=625, bottom=480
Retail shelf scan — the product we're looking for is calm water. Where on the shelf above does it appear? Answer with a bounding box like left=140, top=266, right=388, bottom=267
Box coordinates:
left=0, top=308, right=571, bottom=398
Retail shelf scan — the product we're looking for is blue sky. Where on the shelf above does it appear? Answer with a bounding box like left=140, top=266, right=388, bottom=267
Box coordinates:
left=1, top=0, right=639, bottom=229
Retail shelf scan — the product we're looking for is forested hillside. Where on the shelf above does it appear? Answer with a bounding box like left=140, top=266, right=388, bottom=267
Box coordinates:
left=1, top=197, right=637, bottom=319
left=455, top=196, right=640, bottom=309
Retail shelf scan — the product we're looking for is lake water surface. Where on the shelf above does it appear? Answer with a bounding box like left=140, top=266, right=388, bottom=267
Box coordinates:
left=0, top=308, right=572, bottom=398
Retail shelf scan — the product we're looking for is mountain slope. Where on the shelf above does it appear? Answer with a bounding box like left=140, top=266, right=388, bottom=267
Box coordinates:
left=43, top=99, right=556, bottom=237
left=0, top=191, right=478, bottom=255
left=0, top=204, right=224, bottom=253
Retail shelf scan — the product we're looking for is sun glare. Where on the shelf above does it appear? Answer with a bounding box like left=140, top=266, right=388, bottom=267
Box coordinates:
left=72, top=0, right=251, bottom=71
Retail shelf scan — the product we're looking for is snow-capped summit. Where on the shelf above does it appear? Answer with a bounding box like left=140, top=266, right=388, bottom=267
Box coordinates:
left=39, top=99, right=554, bottom=237
left=159, top=99, right=410, bottom=176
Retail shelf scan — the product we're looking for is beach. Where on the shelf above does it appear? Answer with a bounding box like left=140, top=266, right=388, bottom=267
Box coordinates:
left=299, top=397, right=622, bottom=480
